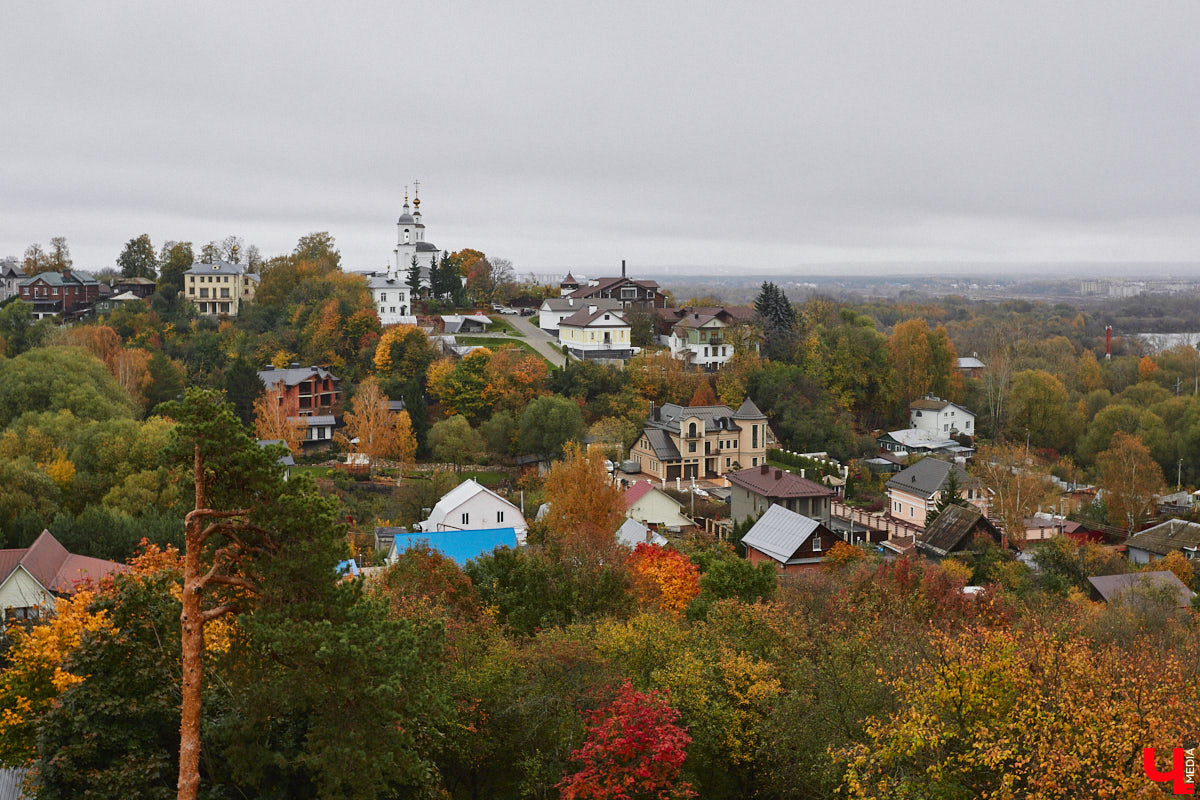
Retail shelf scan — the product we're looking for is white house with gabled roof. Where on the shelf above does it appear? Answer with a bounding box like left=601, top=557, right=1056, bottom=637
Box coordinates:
left=417, top=479, right=527, bottom=538
left=909, top=395, right=975, bottom=439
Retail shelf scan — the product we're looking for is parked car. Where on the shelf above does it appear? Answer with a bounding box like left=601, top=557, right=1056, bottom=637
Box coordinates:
left=520, top=307, right=535, bottom=316
left=500, top=307, right=519, bottom=315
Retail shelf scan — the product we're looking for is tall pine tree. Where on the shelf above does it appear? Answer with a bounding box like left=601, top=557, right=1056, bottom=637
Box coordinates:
left=755, top=281, right=797, bottom=361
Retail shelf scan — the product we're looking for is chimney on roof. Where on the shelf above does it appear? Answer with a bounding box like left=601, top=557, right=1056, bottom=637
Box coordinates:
left=61, top=268, right=72, bottom=280
left=290, top=362, right=300, bottom=368
left=760, top=463, right=769, bottom=475
left=621, top=259, right=626, bottom=278
left=265, top=363, right=274, bottom=370
left=589, top=305, right=597, bottom=314
left=774, top=469, right=782, bottom=480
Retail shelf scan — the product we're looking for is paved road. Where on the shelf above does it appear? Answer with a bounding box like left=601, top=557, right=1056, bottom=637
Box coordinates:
left=494, top=313, right=570, bottom=368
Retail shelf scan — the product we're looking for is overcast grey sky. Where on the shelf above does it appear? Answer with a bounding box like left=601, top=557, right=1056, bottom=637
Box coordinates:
left=3, top=2, right=1198, bottom=276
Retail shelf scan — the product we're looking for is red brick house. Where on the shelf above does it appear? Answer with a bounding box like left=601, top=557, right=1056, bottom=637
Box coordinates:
left=257, top=364, right=342, bottom=416
left=18, top=269, right=101, bottom=319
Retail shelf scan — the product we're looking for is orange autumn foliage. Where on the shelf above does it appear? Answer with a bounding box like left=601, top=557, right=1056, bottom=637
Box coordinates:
left=628, top=543, right=700, bottom=615
left=542, top=443, right=625, bottom=551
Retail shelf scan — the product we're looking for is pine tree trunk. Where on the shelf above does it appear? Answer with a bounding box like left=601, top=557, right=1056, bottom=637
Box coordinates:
left=178, top=445, right=205, bottom=800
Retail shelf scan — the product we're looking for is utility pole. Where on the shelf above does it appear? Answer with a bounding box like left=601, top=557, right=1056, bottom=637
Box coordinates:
left=1178, top=459, right=1183, bottom=492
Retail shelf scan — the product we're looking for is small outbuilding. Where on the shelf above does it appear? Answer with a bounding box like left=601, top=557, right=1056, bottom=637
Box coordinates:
left=1088, top=571, right=1195, bottom=609
left=740, top=504, right=839, bottom=572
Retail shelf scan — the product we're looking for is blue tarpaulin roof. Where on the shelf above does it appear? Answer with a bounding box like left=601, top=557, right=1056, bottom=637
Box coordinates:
left=390, top=528, right=519, bottom=566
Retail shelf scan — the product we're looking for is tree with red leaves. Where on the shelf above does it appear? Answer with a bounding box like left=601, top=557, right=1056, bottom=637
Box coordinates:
left=559, top=681, right=696, bottom=800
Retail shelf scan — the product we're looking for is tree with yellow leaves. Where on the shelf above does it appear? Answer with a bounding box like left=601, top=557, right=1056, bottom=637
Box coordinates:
left=542, top=442, right=625, bottom=552
left=334, top=377, right=417, bottom=469
left=0, top=588, right=113, bottom=766
left=1098, top=432, right=1166, bottom=535
left=840, top=623, right=1195, bottom=798
left=252, top=385, right=303, bottom=453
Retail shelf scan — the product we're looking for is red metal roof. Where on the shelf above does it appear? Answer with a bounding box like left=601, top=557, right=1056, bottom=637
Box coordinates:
left=0, top=531, right=129, bottom=595
left=625, top=480, right=656, bottom=509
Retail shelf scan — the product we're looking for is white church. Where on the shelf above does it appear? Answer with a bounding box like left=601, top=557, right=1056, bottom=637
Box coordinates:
left=364, top=185, right=448, bottom=325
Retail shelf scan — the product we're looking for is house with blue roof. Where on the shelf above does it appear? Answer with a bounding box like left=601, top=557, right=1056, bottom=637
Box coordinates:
left=384, top=528, right=520, bottom=566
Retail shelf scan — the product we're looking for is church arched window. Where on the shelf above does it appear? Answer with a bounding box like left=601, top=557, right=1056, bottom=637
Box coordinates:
left=404, top=229, right=410, bottom=243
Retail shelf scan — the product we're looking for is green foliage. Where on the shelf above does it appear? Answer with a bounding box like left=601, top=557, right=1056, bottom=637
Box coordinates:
left=0, top=300, right=51, bottom=357
left=116, top=233, right=158, bottom=279
left=429, top=415, right=484, bottom=468
left=516, top=395, right=585, bottom=460
left=754, top=281, right=797, bottom=360
left=686, top=546, right=778, bottom=619
left=767, top=448, right=838, bottom=478
left=0, top=347, right=135, bottom=429
left=156, top=240, right=194, bottom=296
left=223, top=356, right=263, bottom=426
left=32, top=570, right=186, bottom=799
left=466, top=547, right=635, bottom=636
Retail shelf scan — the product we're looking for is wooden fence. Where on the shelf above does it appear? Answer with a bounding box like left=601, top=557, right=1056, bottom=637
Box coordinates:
left=831, top=501, right=923, bottom=543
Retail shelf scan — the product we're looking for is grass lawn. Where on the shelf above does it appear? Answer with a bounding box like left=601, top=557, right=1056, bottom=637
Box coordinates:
left=486, top=315, right=525, bottom=336
left=456, top=336, right=557, bottom=369
left=462, top=469, right=507, bottom=486
left=292, top=465, right=335, bottom=479
left=403, top=468, right=508, bottom=486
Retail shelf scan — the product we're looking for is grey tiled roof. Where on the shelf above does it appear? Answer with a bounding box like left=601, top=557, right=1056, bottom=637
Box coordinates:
left=734, top=397, right=767, bottom=420
left=184, top=259, right=254, bottom=276
left=886, top=458, right=975, bottom=499
left=650, top=404, right=742, bottom=435
left=559, top=306, right=629, bottom=328
left=643, top=428, right=681, bottom=461
left=18, top=270, right=98, bottom=287
left=541, top=297, right=621, bottom=312
left=257, top=365, right=340, bottom=388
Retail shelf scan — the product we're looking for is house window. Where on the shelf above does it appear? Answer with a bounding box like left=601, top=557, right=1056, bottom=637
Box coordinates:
left=5, top=606, right=38, bottom=623
left=812, top=535, right=821, bottom=552
left=752, top=457, right=758, bottom=466
left=725, top=457, right=730, bottom=467
left=497, top=511, right=504, bottom=524
left=461, top=512, right=469, bottom=526
left=381, top=292, right=387, bottom=301
left=390, top=307, right=396, bottom=313
left=944, top=424, right=949, bottom=432
left=689, top=442, right=696, bottom=453
left=752, top=425, right=759, bottom=448
left=966, top=420, right=972, bottom=429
